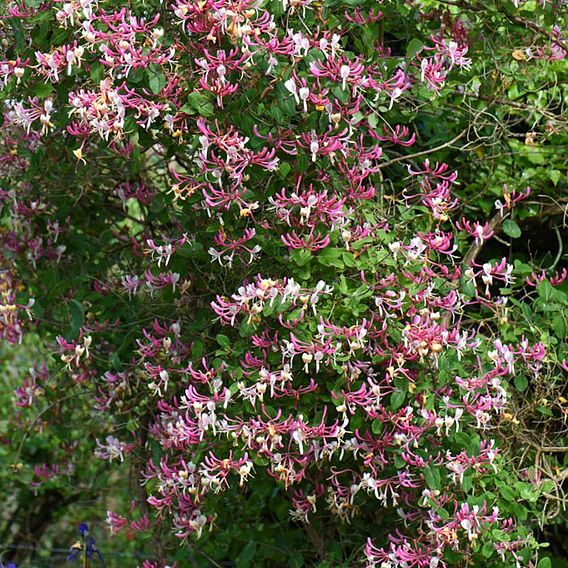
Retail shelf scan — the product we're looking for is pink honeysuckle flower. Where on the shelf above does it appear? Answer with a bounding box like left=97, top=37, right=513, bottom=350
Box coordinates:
left=144, top=270, right=181, bottom=295
left=344, top=7, right=383, bottom=25
left=209, top=228, right=261, bottom=267
left=289, top=484, right=325, bottom=522
left=281, top=228, right=331, bottom=252
left=369, top=124, right=416, bottom=147
left=298, top=128, right=351, bottom=162
left=456, top=217, right=495, bottom=246
left=466, top=257, right=514, bottom=296
left=8, top=98, right=55, bottom=135
left=495, top=184, right=531, bottom=215
left=95, top=435, right=133, bottom=463
left=365, top=535, right=443, bottom=568
left=269, top=180, right=349, bottom=228
left=281, top=332, right=340, bottom=373
left=525, top=267, right=567, bottom=287
left=14, top=364, right=48, bottom=407
left=408, top=159, right=459, bottom=182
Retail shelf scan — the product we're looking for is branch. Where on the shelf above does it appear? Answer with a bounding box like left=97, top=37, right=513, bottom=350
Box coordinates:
left=304, top=522, right=326, bottom=559
left=462, top=211, right=506, bottom=268
left=462, top=200, right=568, bottom=269
left=377, top=130, right=468, bottom=170
left=506, top=14, right=568, bottom=54
left=442, top=199, right=568, bottom=327
left=429, top=0, right=568, bottom=54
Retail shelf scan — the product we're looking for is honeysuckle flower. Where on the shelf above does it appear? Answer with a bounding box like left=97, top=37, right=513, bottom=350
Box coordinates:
left=457, top=218, right=495, bottom=246
left=95, top=435, right=131, bottom=462
left=525, top=267, right=567, bottom=287
left=281, top=228, right=331, bottom=251
left=209, top=228, right=261, bottom=267
left=121, top=274, right=140, bottom=297
left=57, top=332, right=92, bottom=369
left=144, top=270, right=180, bottom=295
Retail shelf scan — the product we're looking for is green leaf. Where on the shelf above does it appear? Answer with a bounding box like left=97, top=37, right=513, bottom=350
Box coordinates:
left=289, top=551, right=304, bottom=568
left=514, top=374, right=528, bottom=392
left=549, top=170, right=562, bottom=186
left=537, top=558, right=552, bottom=568
left=537, top=280, right=554, bottom=303
left=128, top=67, right=145, bottom=84
left=239, top=320, right=257, bottom=338
left=180, top=91, right=214, bottom=117
left=236, top=542, right=257, bottom=567
left=252, top=454, right=269, bottom=466
left=498, top=482, right=517, bottom=502
left=342, top=251, right=356, bottom=267
left=424, top=465, right=441, bottom=490
left=10, top=17, right=26, bottom=50
left=491, top=529, right=508, bottom=541
left=68, top=299, right=85, bottom=339
left=406, top=38, right=424, bottom=58
left=111, top=352, right=122, bottom=371
left=279, top=161, right=292, bottom=178
left=216, top=334, right=231, bottom=349
left=513, top=502, right=528, bottom=520
left=90, top=62, right=105, bottom=83
left=393, top=376, right=409, bottom=393
left=482, top=541, right=495, bottom=558
left=502, top=219, right=521, bottom=238
left=460, top=273, right=477, bottom=298
left=33, top=82, right=53, bottom=98
left=371, top=419, right=383, bottom=435
left=551, top=315, right=566, bottom=339
left=296, top=154, right=309, bottom=172
left=148, top=65, right=166, bottom=94
left=538, top=405, right=553, bottom=416
left=461, top=475, right=473, bottom=492
left=269, top=0, right=285, bottom=17
left=318, top=247, right=345, bottom=269
left=390, top=389, right=406, bottom=410
left=291, top=248, right=312, bottom=267
left=526, top=148, right=545, bottom=165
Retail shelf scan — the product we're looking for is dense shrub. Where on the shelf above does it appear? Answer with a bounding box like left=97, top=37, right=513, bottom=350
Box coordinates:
left=0, top=0, right=567, bottom=566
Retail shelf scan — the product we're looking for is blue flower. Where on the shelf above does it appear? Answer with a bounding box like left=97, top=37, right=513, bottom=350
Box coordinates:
left=68, top=524, right=104, bottom=564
